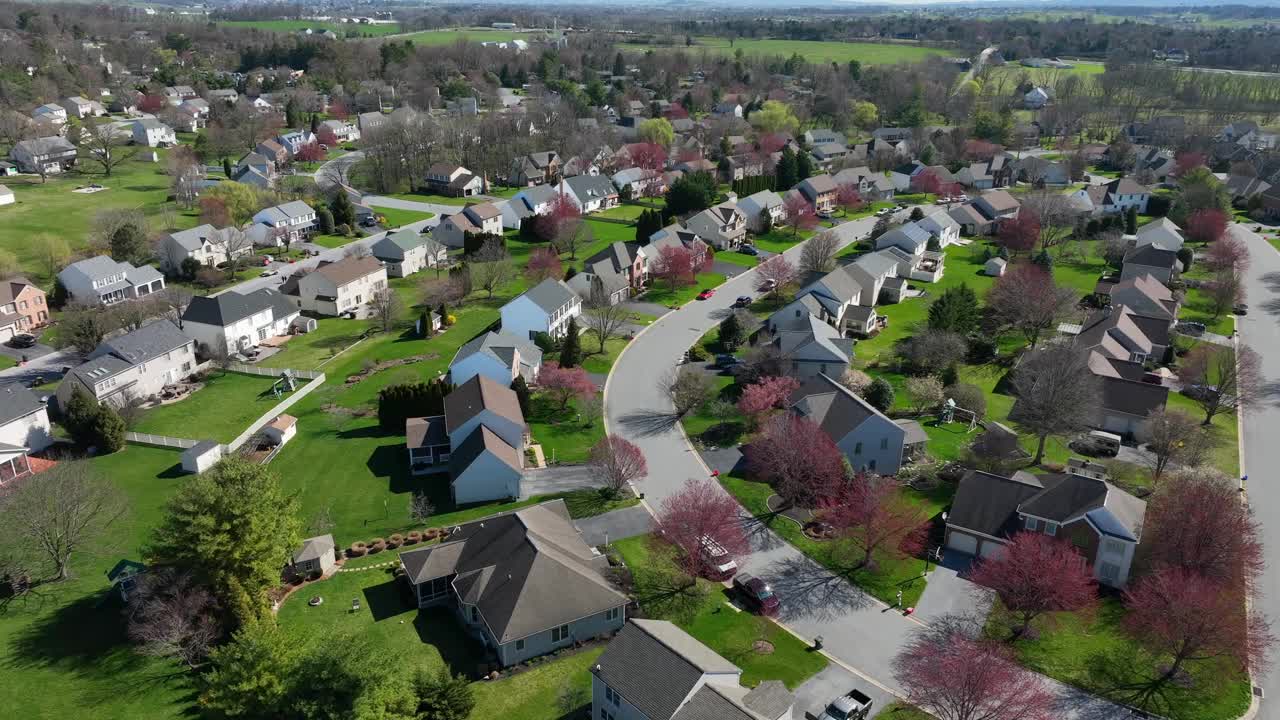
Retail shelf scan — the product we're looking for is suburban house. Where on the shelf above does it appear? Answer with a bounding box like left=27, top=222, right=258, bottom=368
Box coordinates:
left=1012, top=157, right=1069, bottom=185
left=645, top=224, right=710, bottom=269
left=1225, top=174, right=1272, bottom=204
left=280, top=254, right=387, bottom=317
left=1080, top=178, right=1151, bottom=216
left=875, top=222, right=947, bottom=282
left=956, top=155, right=1014, bottom=189
left=948, top=203, right=995, bottom=236
left=179, top=98, right=210, bottom=121
left=509, top=151, right=560, bottom=186
left=440, top=375, right=527, bottom=502
left=810, top=142, right=852, bottom=168
left=1133, top=217, right=1185, bottom=252
left=737, top=190, right=786, bottom=233
left=179, top=288, right=301, bottom=355
left=592, top=619, right=794, bottom=720
left=795, top=174, right=838, bottom=215
left=890, top=161, right=927, bottom=192
left=371, top=228, right=447, bottom=277
left=163, top=85, right=197, bottom=103
left=832, top=166, right=895, bottom=200
left=0, top=278, right=47, bottom=339
left=206, top=88, right=239, bottom=104
left=31, top=103, right=67, bottom=125
left=57, top=320, right=197, bottom=407
left=711, top=101, right=743, bottom=118
left=945, top=468, right=1147, bottom=587
left=570, top=241, right=644, bottom=305
left=424, top=164, right=484, bottom=197
left=276, top=130, right=317, bottom=156
left=1100, top=273, right=1179, bottom=322
left=916, top=209, right=962, bottom=248
left=611, top=168, right=665, bottom=198
left=761, top=310, right=855, bottom=379
left=10, top=136, right=77, bottom=174
left=248, top=201, right=317, bottom=246
left=60, top=95, right=106, bottom=119
left=1133, top=146, right=1176, bottom=183
left=511, top=184, right=559, bottom=217
left=448, top=331, right=543, bottom=387
left=0, top=386, right=50, bottom=483
left=1024, top=86, right=1051, bottom=109
left=58, top=255, right=165, bottom=305
left=788, top=266, right=863, bottom=333
left=1075, top=304, right=1169, bottom=364
left=432, top=202, right=504, bottom=248
left=563, top=174, right=620, bottom=214
left=131, top=118, right=175, bottom=147
left=501, top=278, right=582, bottom=341
left=846, top=251, right=902, bottom=306
left=158, top=224, right=253, bottom=272
left=290, top=535, right=337, bottom=577
left=398, top=500, right=628, bottom=666
left=684, top=202, right=747, bottom=250
left=789, top=373, right=919, bottom=475
left=973, top=190, right=1021, bottom=226
left=254, top=140, right=288, bottom=167
left=1121, top=243, right=1181, bottom=285
left=320, top=118, right=360, bottom=143
left=805, top=128, right=846, bottom=146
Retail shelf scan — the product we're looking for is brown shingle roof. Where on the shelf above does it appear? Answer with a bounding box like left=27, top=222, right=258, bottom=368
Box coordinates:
left=313, top=254, right=383, bottom=287
left=444, top=375, right=524, bottom=433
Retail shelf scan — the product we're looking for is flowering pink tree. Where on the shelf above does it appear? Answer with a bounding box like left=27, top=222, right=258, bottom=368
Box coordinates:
left=736, top=376, right=800, bottom=428
left=1203, top=229, right=1248, bottom=273
left=1186, top=208, right=1230, bottom=245
left=963, top=139, right=1002, bottom=161
left=836, top=183, right=865, bottom=216
left=894, top=620, right=1056, bottom=720
left=654, top=477, right=750, bottom=578
left=755, top=255, right=796, bottom=296
left=745, top=413, right=846, bottom=508
left=315, top=126, right=339, bottom=148
left=328, top=99, right=349, bottom=119
left=821, top=473, right=929, bottom=570
left=294, top=142, right=326, bottom=163
left=1143, top=468, right=1265, bottom=585
left=525, top=247, right=563, bottom=284
left=538, top=362, right=596, bottom=410
left=969, top=532, right=1098, bottom=638
left=1175, top=151, right=1208, bottom=178
left=782, top=192, right=818, bottom=237
left=536, top=192, right=581, bottom=242
left=588, top=435, right=647, bottom=497
left=996, top=210, right=1041, bottom=256
left=629, top=142, right=668, bottom=171
left=651, top=244, right=696, bottom=290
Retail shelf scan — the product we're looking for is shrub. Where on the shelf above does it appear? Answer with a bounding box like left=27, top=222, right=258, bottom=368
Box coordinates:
left=405, top=531, right=422, bottom=545
left=307, top=570, right=321, bottom=581
left=368, top=538, right=386, bottom=553
left=335, top=223, right=351, bottom=237
left=446, top=314, right=457, bottom=325
left=387, top=534, right=403, bottom=548
left=687, top=344, right=709, bottom=361
left=349, top=542, right=367, bottom=557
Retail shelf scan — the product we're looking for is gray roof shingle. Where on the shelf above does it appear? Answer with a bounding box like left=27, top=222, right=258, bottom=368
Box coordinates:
left=594, top=620, right=740, bottom=720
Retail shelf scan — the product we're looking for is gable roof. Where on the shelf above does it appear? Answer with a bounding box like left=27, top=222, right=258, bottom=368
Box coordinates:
left=449, top=424, right=522, bottom=476
left=444, top=374, right=524, bottom=433
left=399, top=500, right=627, bottom=644
left=671, top=685, right=759, bottom=720
left=0, top=386, right=47, bottom=427
left=96, top=320, right=190, bottom=364
left=789, top=373, right=900, bottom=443
left=797, top=174, right=837, bottom=198
left=594, top=619, right=741, bottom=720
left=949, top=470, right=1048, bottom=538
left=1107, top=177, right=1150, bottom=196
left=978, top=189, right=1020, bottom=215
left=1134, top=217, right=1185, bottom=251
left=293, top=534, right=335, bottom=563
left=518, top=277, right=577, bottom=314
left=451, top=331, right=543, bottom=373
left=1123, top=243, right=1179, bottom=269
left=166, top=224, right=221, bottom=252
left=1019, top=472, right=1145, bottom=541
left=564, top=174, right=616, bottom=201
left=770, top=312, right=854, bottom=365
left=311, top=254, right=383, bottom=287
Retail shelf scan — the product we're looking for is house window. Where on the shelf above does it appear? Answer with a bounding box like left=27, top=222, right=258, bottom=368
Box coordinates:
left=1044, top=522, right=1058, bottom=537
left=1104, top=539, right=1126, bottom=555
left=515, top=639, right=524, bottom=651
left=551, top=624, right=570, bottom=642
left=880, top=437, right=889, bottom=450
left=869, top=459, right=877, bottom=471
left=1099, top=562, right=1120, bottom=582
left=854, top=442, right=863, bottom=455
left=1024, top=517, right=1040, bottom=532
left=605, top=607, right=619, bottom=621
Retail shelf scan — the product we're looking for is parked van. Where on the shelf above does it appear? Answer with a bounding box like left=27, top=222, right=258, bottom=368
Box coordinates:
left=1080, top=430, right=1122, bottom=457
left=698, top=535, right=739, bottom=581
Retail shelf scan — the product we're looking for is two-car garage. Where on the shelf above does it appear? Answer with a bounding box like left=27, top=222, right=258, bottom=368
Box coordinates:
left=944, top=527, right=1006, bottom=560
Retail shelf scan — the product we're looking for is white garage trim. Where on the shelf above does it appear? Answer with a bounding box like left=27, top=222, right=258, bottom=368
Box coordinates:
left=946, top=530, right=978, bottom=555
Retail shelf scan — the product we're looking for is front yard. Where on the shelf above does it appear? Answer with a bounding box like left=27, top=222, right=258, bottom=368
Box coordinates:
left=641, top=271, right=728, bottom=307
left=375, top=206, right=435, bottom=229
left=611, top=535, right=828, bottom=689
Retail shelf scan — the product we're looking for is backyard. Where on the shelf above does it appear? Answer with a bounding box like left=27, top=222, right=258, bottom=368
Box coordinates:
left=130, top=370, right=284, bottom=444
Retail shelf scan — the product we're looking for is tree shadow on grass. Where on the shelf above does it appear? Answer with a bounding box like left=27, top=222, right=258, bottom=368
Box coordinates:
left=1078, top=643, right=1188, bottom=718
left=618, top=410, right=681, bottom=437
left=362, top=573, right=413, bottom=622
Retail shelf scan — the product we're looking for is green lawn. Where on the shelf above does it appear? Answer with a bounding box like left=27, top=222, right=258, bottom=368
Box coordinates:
left=752, top=229, right=814, bottom=254
left=220, top=19, right=405, bottom=36
left=387, top=192, right=471, bottom=207
left=0, top=158, right=199, bottom=284
left=131, top=371, right=282, bottom=443
left=612, top=536, right=828, bottom=689
left=636, top=36, right=947, bottom=65
left=0, top=355, right=18, bottom=371
left=527, top=395, right=606, bottom=465
left=642, top=272, right=727, bottom=307
left=715, top=251, right=761, bottom=268
left=400, top=28, right=520, bottom=46
left=994, top=599, right=1252, bottom=720
left=717, top=474, right=941, bottom=608
left=1167, top=391, right=1239, bottom=475
left=565, top=333, right=632, bottom=376
left=595, top=204, right=647, bottom=222
left=470, top=647, right=605, bottom=719
left=373, top=206, right=435, bottom=229
left=311, top=233, right=359, bottom=249
left=681, top=375, right=746, bottom=448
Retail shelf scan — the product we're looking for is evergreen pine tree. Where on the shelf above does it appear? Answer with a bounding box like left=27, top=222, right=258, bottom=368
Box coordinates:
left=719, top=312, right=743, bottom=350
left=776, top=146, right=798, bottom=190
left=330, top=192, right=355, bottom=229
left=437, top=303, right=449, bottom=325
left=62, top=386, right=100, bottom=447
left=796, top=151, right=813, bottom=182
left=92, top=403, right=126, bottom=453
left=420, top=310, right=434, bottom=337
left=222, top=157, right=233, bottom=178
left=511, top=376, right=532, bottom=417
left=1124, top=206, right=1138, bottom=234
left=559, top=316, right=582, bottom=368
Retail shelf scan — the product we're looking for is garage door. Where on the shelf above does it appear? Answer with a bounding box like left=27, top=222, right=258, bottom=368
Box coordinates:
left=947, top=531, right=977, bottom=555
left=0, top=326, right=14, bottom=342
left=979, top=541, right=1007, bottom=560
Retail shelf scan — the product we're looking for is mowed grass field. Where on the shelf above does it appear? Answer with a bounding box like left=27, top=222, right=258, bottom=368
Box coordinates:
left=630, top=36, right=949, bottom=65
left=219, top=19, right=404, bottom=36
left=400, top=28, right=520, bottom=46
left=0, top=157, right=200, bottom=285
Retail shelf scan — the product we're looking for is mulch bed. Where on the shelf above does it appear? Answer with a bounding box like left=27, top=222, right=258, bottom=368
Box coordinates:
left=765, top=494, right=815, bottom=527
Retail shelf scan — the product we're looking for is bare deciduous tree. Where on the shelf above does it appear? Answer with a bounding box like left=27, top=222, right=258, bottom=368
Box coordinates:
left=0, top=462, right=127, bottom=584
left=76, top=123, right=138, bottom=177
left=409, top=492, right=435, bottom=524
left=799, top=230, right=840, bottom=274
left=665, top=366, right=714, bottom=417
left=583, top=289, right=632, bottom=356
left=1141, top=408, right=1213, bottom=484
left=469, top=238, right=515, bottom=298
left=1009, top=344, right=1101, bottom=464
left=366, top=287, right=403, bottom=333
left=125, top=568, right=221, bottom=669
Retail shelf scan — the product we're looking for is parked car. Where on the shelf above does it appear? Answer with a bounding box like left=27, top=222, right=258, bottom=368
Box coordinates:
left=732, top=572, right=779, bottom=616
left=733, top=295, right=752, bottom=308
left=1178, top=320, right=1207, bottom=336
left=261, top=268, right=278, bottom=277
left=714, top=353, right=742, bottom=370
left=8, top=334, right=36, bottom=349
left=697, top=535, right=738, bottom=581
left=759, top=278, right=778, bottom=292
left=1070, top=430, right=1122, bottom=457
left=817, top=689, right=875, bottom=720
left=739, top=245, right=759, bottom=256
left=875, top=208, right=891, bottom=216
left=697, top=288, right=716, bottom=300
left=1234, top=303, right=1248, bottom=315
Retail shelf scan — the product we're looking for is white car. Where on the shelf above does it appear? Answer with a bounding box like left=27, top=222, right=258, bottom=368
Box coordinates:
left=261, top=268, right=279, bottom=277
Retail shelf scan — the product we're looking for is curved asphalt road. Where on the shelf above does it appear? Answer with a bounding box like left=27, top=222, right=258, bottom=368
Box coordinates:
left=604, top=213, right=1127, bottom=716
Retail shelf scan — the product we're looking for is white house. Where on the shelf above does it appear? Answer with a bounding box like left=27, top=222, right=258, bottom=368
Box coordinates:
left=431, top=202, right=504, bottom=248
left=684, top=202, right=747, bottom=250
left=157, top=225, right=253, bottom=272
left=179, top=288, right=301, bottom=355
left=131, top=118, right=175, bottom=147
left=737, top=190, right=786, bottom=233
left=249, top=200, right=318, bottom=246
left=448, top=331, right=543, bottom=387
left=562, top=174, right=619, bottom=214
left=58, top=255, right=166, bottom=305
left=790, top=373, right=913, bottom=475
left=1080, top=178, right=1151, bottom=216
left=10, top=136, right=77, bottom=174
left=592, top=619, right=794, bottom=720
left=370, top=229, right=447, bottom=277
left=500, top=278, right=582, bottom=341
left=31, top=103, right=67, bottom=125
left=320, top=118, right=360, bottom=143
left=1133, top=217, right=1185, bottom=252
left=60, top=96, right=106, bottom=119
left=915, top=209, right=961, bottom=248
left=0, top=185, right=13, bottom=207
left=56, top=320, right=197, bottom=407
left=0, top=386, right=53, bottom=483
left=280, top=254, right=387, bottom=317
left=276, top=130, right=317, bottom=156
left=424, top=164, right=484, bottom=197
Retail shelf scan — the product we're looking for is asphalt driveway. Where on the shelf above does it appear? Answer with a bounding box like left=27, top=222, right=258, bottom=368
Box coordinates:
left=912, top=551, right=993, bottom=623
left=577, top=505, right=652, bottom=547
left=520, top=464, right=601, bottom=500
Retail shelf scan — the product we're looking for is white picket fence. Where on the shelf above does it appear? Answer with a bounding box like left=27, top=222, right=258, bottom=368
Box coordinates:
left=227, top=363, right=323, bottom=381
left=123, top=432, right=202, bottom=450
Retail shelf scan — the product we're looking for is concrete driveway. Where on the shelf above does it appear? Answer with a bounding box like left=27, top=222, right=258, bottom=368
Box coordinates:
left=912, top=551, right=993, bottom=623
left=577, top=505, right=652, bottom=547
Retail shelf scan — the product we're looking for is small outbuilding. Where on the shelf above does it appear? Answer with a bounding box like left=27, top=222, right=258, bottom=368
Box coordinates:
left=291, top=534, right=336, bottom=576
left=263, top=414, right=297, bottom=447
left=107, top=559, right=147, bottom=602
left=984, top=257, right=1007, bottom=277
left=180, top=440, right=224, bottom=474
left=0, top=185, right=13, bottom=206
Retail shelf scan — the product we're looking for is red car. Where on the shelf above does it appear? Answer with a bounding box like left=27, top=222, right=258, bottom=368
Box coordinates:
left=697, top=288, right=716, bottom=300
left=733, top=572, right=780, bottom=616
